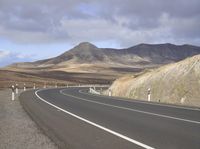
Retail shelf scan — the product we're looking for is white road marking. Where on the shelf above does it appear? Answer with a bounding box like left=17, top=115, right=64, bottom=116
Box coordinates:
left=60, top=89, right=200, bottom=124
left=79, top=89, right=200, bottom=112
left=35, top=89, right=155, bottom=149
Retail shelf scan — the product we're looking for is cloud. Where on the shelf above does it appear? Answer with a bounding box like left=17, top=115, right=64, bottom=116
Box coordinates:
left=0, top=0, right=199, bottom=47
left=0, top=50, right=35, bottom=67
left=0, top=50, right=10, bottom=58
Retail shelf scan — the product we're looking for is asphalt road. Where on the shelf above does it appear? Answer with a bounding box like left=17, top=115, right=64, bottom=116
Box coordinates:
left=19, top=87, right=200, bottom=149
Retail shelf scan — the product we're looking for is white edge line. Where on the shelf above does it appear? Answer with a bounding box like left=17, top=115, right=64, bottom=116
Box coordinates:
left=35, top=89, right=155, bottom=149
left=79, top=89, right=200, bottom=112
left=60, top=89, right=200, bottom=125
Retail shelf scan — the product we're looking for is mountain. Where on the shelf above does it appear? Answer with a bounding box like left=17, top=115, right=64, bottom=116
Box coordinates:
left=2, top=42, right=200, bottom=88
left=107, top=54, right=200, bottom=107
left=8, top=42, right=200, bottom=70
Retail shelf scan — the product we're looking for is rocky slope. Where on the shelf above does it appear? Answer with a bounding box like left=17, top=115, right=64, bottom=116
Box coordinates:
left=108, top=54, right=200, bottom=107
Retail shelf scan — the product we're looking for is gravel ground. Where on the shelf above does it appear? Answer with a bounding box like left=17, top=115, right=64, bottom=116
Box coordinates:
left=0, top=89, right=58, bottom=149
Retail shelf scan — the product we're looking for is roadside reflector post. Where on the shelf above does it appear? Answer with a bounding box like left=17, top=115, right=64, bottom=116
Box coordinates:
left=100, top=88, right=102, bottom=94
left=55, top=83, right=57, bottom=88
left=15, top=84, right=18, bottom=94
left=147, top=88, right=151, bottom=102
left=181, top=97, right=186, bottom=104
left=11, top=85, right=15, bottom=100
left=24, top=83, right=26, bottom=91
left=89, top=87, right=91, bottom=93
left=108, top=89, right=112, bottom=96
left=33, top=83, right=36, bottom=89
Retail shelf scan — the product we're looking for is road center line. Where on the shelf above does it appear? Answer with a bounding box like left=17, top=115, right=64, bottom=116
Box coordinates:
left=35, top=89, right=155, bottom=149
left=60, top=89, right=200, bottom=124
left=79, top=89, right=200, bottom=112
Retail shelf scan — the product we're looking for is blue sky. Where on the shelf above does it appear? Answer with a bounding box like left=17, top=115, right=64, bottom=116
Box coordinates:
left=0, top=39, right=71, bottom=59
left=0, top=0, right=200, bottom=66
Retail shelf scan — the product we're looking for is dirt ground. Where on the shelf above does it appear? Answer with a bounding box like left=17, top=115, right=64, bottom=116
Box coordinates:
left=0, top=89, right=58, bottom=149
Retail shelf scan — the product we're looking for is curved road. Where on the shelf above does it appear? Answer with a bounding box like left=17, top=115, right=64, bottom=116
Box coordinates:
left=19, top=87, right=200, bottom=149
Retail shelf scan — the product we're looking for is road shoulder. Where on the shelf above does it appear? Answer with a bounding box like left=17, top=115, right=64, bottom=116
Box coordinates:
left=0, top=89, right=58, bottom=149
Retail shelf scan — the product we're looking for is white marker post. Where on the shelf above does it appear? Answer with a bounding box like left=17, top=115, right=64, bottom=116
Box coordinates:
left=23, top=83, right=26, bottom=91
left=147, top=88, right=151, bottom=102
left=33, top=83, right=36, bottom=89
left=100, top=88, right=102, bottom=94
left=181, top=97, right=185, bottom=104
left=15, top=84, right=18, bottom=94
left=11, top=85, right=15, bottom=101
left=108, top=89, right=112, bottom=97
left=89, top=87, right=92, bottom=93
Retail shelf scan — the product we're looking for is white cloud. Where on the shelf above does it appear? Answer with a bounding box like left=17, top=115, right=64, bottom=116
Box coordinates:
left=0, top=50, right=10, bottom=58
left=0, top=50, right=35, bottom=67
left=59, top=17, right=176, bottom=47
left=0, top=0, right=199, bottom=46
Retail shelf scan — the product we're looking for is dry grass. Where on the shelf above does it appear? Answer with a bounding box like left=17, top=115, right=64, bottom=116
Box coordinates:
left=0, top=70, right=72, bottom=89
left=1, top=63, right=147, bottom=89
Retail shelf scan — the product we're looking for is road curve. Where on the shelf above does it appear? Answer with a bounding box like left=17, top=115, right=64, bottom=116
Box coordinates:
left=19, top=87, right=200, bottom=149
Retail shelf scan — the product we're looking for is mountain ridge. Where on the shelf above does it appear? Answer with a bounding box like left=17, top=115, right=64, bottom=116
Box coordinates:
left=2, top=42, right=200, bottom=89
left=8, top=42, right=200, bottom=68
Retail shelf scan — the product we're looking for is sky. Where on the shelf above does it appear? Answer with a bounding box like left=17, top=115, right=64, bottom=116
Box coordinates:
left=0, top=0, right=200, bottom=66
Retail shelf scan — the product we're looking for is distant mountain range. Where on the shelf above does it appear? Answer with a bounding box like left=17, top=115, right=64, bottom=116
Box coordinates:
left=2, top=42, right=200, bottom=88
left=9, top=42, right=200, bottom=70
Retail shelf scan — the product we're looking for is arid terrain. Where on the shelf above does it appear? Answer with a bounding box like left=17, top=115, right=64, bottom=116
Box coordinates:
left=0, top=69, right=72, bottom=89
left=1, top=42, right=200, bottom=89
left=107, top=54, right=200, bottom=107
left=1, top=1, right=199, bottom=148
